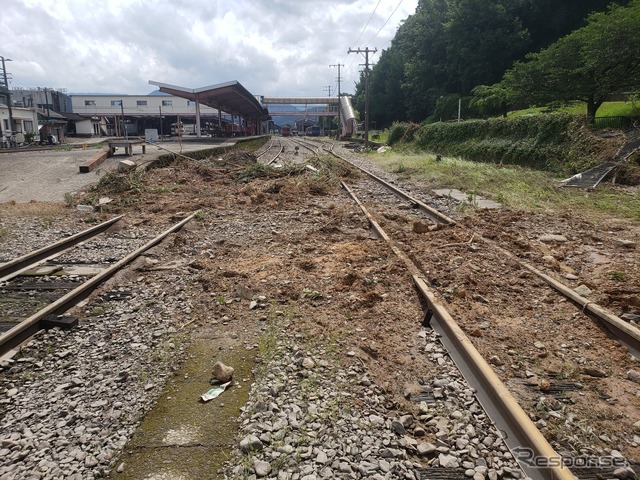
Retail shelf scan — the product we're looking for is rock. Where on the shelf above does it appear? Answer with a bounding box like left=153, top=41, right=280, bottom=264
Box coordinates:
left=212, top=361, right=234, bottom=383
left=621, top=313, right=640, bottom=323
left=316, top=450, right=328, bottom=464
left=614, top=239, right=636, bottom=249
left=253, top=459, right=271, bottom=477
left=627, top=370, right=640, bottom=384
left=538, top=234, right=568, bottom=243
left=574, top=285, right=592, bottom=296
left=117, top=159, right=137, bottom=173
left=612, top=466, right=635, bottom=479
left=239, top=434, right=263, bottom=453
left=301, top=357, right=316, bottom=369
left=438, top=453, right=459, bottom=468
left=417, top=442, right=437, bottom=456
left=489, top=355, right=503, bottom=366
left=391, top=420, right=406, bottom=436
left=582, top=368, right=607, bottom=378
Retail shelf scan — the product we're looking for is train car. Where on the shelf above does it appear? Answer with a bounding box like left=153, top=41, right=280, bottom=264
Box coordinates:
left=170, top=122, right=196, bottom=136
left=281, top=126, right=291, bottom=137
left=306, top=125, right=321, bottom=137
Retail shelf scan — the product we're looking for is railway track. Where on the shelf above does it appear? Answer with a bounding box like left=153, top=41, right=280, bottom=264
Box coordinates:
left=256, top=136, right=284, bottom=165
left=323, top=141, right=640, bottom=354
left=1, top=139, right=636, bottom=479
left=262, top=136, right=638, bottom=478
left=328, top=141, right=638, bottom=477
left=0, top=213, right=199, bottom=356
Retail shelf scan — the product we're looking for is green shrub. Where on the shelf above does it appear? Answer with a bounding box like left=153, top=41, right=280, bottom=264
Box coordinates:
left=402, top=114, right=605, bottom=175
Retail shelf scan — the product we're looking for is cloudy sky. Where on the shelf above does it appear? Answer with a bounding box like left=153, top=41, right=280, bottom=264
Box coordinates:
left=1, top=0, right=418, bottom=99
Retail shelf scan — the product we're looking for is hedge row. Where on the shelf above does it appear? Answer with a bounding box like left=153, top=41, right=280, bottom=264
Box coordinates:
left=389, top=114, right=604, bottom=175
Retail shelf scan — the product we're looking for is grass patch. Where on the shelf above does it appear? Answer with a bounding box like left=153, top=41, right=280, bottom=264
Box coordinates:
left=366, top=152, right=640, bottom=222
left=0, top=202, right=68, bottom=219
left=507, top=101, right=639, bottom=119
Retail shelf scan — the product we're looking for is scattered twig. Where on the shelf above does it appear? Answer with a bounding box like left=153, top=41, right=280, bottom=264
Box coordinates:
left=441, top=233, right=475, bottom=248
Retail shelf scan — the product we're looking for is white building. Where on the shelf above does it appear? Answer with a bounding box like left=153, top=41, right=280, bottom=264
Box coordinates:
left=70, top=92, right=222, bottom=137
left=0, top=105, right=39, bottom=146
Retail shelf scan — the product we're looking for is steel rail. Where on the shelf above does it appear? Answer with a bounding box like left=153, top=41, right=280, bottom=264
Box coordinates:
left=0, top=212, right=199, bottom=357
left=341, top=182, right=574, bottom=480
left=265, top=146, right=284, bottom=166
left=262, top=139, right=284, bottom=166
left=256, top=137, right=277, bottom=160
left=485, top=237, right=640, bottom=354
left=326, top=145, right=456, bottom=226
left=330, top=145, right=640, bottom=355
left=0, top=215, right=125, bottom=283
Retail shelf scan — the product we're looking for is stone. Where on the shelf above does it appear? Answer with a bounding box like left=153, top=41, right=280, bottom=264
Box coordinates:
left=316, top=450, right=328, bottom=464
left=212, top=361, right=234, bottom=383
left=489, top=355, right=503, bottom=366
left=254, top=459, right=272, bottom=477
left=574, top=285, right=592, bottom=296
left=239, top=434, right=263, bottom=453
left=538, top=234, right=568, bottom=243
left=582, top=368, right=607, bottom=378
left=438, top=453, right=459, bottom=468
left=117, top=159, right=137, bottom=173
left=612, top=467, right=634, bottom=479
left=391, top=420, right=406, bottom=435
left=301, top=358, right=316, bottom=369
left=627, top=370, right=640, bottom=384
left=614, top=239, right=636, bottom=249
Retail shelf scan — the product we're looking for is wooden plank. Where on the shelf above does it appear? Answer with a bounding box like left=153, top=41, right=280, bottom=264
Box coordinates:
left=79, top=146, right=110, bottom=173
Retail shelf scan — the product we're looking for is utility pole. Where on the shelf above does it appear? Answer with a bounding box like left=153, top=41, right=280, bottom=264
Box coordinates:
left=322, top=86, right=332, bottom=134
left=44, top=87, right=50, bottom=118
left=329, top=63, right=343, bottom=140
left=0, top=56, right=14, bottom=143
left=120, top=100, right=127, bottom=139
left=348, top=47, right=376, bottom=149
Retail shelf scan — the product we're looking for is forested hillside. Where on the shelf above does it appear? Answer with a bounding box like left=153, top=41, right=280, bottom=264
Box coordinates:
left=354, top=0, right=630, bottom=127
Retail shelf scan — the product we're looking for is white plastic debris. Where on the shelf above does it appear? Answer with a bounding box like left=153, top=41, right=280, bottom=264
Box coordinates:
left=200, top=381, right=231, bottom=402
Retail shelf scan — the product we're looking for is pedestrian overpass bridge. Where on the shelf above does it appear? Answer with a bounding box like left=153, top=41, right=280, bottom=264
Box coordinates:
left=261, top=96, right=358, bottom=136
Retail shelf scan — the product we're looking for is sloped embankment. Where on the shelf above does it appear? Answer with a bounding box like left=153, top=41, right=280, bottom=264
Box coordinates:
left=389, top=114, right=623, bottom=176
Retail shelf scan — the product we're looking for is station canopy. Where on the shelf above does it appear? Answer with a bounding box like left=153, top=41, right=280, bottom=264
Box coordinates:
left=148, top=80, right=269, bottom=119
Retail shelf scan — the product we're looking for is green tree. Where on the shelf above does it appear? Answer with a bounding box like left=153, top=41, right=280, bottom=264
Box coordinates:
left=502, top=0, right=640, bottom=122
left=358, top=0, right=627, bottom=125
left=469, top=84, right=512, bottom=118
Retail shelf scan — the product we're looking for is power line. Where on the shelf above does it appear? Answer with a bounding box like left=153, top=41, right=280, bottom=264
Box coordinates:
left=365, top=0, right=405, bottom=46
left=343, top=1, right=408, bottom=90
left=340, top=0, right=382, bottom=73
left=350, top=0, right=382, bottom=49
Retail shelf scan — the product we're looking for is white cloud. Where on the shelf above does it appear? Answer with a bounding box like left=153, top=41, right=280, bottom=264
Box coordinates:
left=1, top=0, right=417, bottom=98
